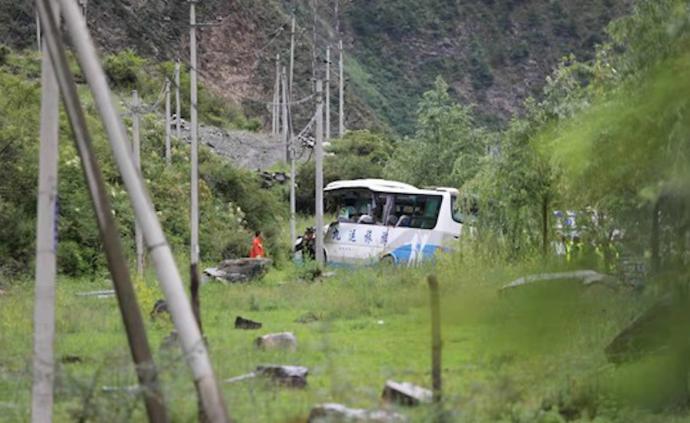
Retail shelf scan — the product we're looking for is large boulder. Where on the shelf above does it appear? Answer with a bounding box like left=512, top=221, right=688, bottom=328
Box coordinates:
left=204, top=258, right=272, bottom=283
left=381, top=381, right=432, bottom=406
left=255, top=332, right=297, bottom=352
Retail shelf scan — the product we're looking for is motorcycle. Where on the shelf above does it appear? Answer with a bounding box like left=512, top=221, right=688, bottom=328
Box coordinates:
left=294, top=226, right=316, bottom=260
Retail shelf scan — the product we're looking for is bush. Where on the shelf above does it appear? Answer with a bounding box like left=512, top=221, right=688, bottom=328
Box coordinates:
left=103, top=49, right=147, bottom=89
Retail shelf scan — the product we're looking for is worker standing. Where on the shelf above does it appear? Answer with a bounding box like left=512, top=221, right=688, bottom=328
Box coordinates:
left=250, top=231, right=265, bottom=258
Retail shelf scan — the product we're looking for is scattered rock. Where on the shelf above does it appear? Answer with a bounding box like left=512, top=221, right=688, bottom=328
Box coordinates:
left=204, top=258, right=272, bottom=283
left=60, top=355, right=83, bottom=364
left=381, top=381, right=432, bottom=406
left=256, top=365, right=308, bottom=388
left=255, top=332, right=297, bottom=352
left=150, top=299, right=169, bottom=320
left=235, top=316, right=262, bottom=330
left=308, top=403, right=408, bottom=423
left=295, top=312, right=320, bottom=324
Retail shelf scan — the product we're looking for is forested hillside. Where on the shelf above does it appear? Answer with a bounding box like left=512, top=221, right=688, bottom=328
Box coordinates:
left=0, top=0, right=631, bottom=133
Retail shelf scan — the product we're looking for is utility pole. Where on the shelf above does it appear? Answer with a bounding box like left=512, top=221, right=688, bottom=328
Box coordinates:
left=325, top=46, right=331, bottom=140
left=272, top=54, right=280, bottom=135
left=315, top=80, right=325, bottom=265
left=335, top=0, right=340, bottom=36
left=32, top=4, right=59, bottom=421
left=36, top=12, right=41, bottom=51
left=175, top=59, right=181, bottom=140
left=281, top=67, right=289, bottom=163
left=132, top=90, right=144, bottom=277
left=51, top=0, right=230, bottom=419
left=190, top=0, right=199, bottom=276
left=312, top=0, right=318, bottom=90
left=284, top=69, right=296, bottom=248
left=338, top=39, right=345, bottom=137
left=289, top=14, right=295, bottom=96
left=165, top=79, right=171, bottom=166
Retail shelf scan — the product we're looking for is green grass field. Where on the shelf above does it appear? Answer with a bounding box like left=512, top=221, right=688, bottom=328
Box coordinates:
left=0, top=253, right=686, bottom=422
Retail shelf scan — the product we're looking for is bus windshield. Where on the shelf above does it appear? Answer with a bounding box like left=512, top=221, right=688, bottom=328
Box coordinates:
left=329, top=189, right=442, bottom=230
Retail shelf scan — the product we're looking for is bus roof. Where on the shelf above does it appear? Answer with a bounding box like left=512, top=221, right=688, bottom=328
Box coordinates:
left=324, top=179, right=452, bottom=196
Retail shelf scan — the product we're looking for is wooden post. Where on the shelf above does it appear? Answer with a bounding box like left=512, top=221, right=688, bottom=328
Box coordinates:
left=54, top=0, right=230, bottom=420
left=165, top=79, right=171, bottom=166
left=32, top=4, right=59, bottom=421
left=132, top=90, right=144, bottom=276
left=428, top=275, right=442, bottom=405
left=35, top=3, right=167, bottom=421
left=315, top=80, right=324, bottom=265
left=284, top=69, right=296, bottom=248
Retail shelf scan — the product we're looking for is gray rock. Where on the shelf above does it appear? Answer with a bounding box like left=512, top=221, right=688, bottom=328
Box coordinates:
left=256, top=365, right=309, bottom=388
left=204, top=258, right=272, bottom=284
left=308, top=403, right=408, bottom=422
left=255, top=332, right=297, bottom=352
left=235, top=316, right=262, bottom=330
left=295, top=311, right=320, bottom=324
left=381, top=381, right=432, bottom=406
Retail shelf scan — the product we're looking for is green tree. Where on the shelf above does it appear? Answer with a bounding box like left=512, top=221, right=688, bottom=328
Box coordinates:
left=384, top=77, right=485, bottom=188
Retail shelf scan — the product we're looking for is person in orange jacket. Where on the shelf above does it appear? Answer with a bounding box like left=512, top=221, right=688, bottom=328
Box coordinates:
left=249, top=230, right=265, bottom=258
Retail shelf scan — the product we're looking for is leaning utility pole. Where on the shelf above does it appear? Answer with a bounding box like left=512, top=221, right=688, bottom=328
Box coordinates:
left=132, top=90, right=144, bottom=277
left=325, top=45, right=331, bottom=140
left=175, top=59, right=181, bottom=139
left=272, top=54, right=280, bottom=135
left=165, top=79, right=171, bottom=165
left=315, top=80, right=325, bottom=264
left=338, top=39, right=345, bottom=137
left=35, top=2, right=168, bottom=421
left=32, top=4, right=59, bottom=422
left=190, top=0, right=200, bottom=277
left=51, top=0, right=229, bottom=420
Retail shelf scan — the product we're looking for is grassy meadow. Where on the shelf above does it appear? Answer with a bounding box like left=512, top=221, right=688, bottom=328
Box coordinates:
left=2, top=250, right=681, bottom=422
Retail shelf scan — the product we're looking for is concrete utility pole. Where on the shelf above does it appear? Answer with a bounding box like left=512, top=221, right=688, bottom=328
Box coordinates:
left=272, top=54, right=280, bottom=135
left=165, top=79, right=171, bottom=166
left=312, top=0, right=318, bottom=90
left=284, top=69, right=296, bottom=248
left=325, top=46, right=331, bottom=140
left=190, top=0, right=199, bottom=271
left=338, top=39, right=345, bottom=137
left=175, top=59, right=181, bottom=140
left=281, top=67, right=289, bottom=163
left=36, top=12, right=41, bottom=51
left=32, top=4, right=59, bottom=422
left=315, top=80, right=325, bottom=265
left=51, top=0, right=230, bottom=420
left=289, top=14, right=295, bottom=96
left=132, top=90, right=144, bottom=277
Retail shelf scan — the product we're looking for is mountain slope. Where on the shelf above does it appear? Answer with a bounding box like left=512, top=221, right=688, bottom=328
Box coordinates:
left=0, top=0, right=632, bottom=134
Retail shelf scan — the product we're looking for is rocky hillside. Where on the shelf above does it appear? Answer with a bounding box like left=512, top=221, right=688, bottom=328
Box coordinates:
left=1, top=0, right=631, bottom=134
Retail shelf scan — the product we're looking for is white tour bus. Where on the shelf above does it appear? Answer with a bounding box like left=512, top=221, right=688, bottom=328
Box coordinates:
left=322, top=179, right=463, bottom=265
